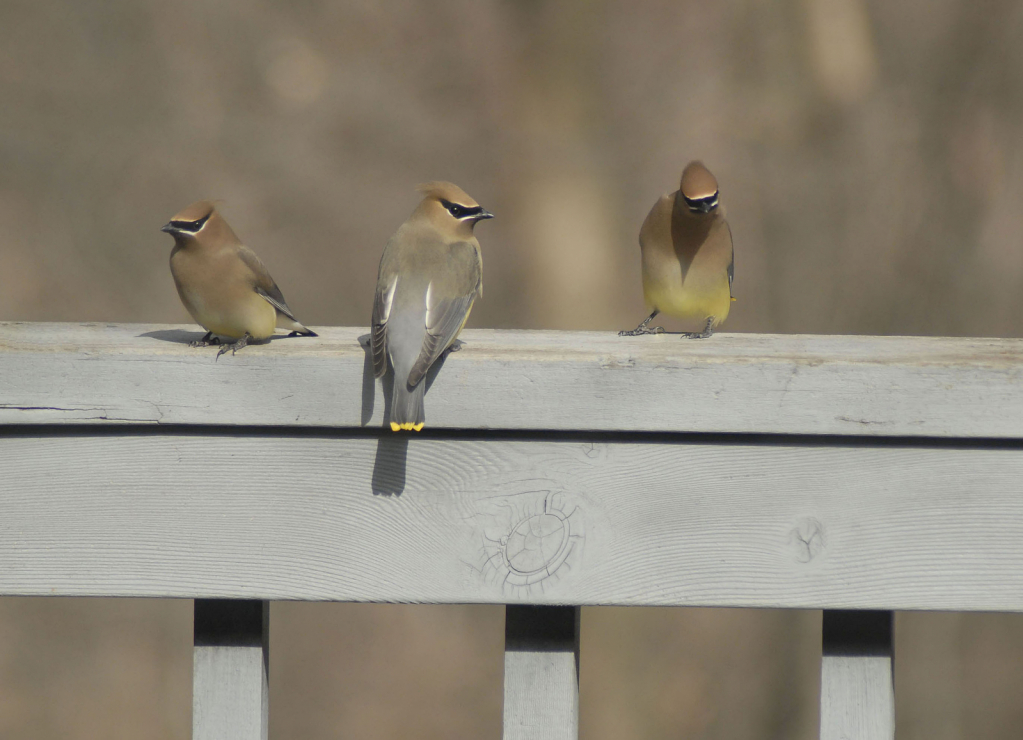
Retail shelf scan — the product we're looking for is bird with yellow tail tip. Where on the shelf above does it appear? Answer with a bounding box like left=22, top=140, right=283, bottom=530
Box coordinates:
left=162, top=201, right=317, bottom=358
left=371, top=182, right=493, bottom=432
left=620, top=161, right=734, bottom=339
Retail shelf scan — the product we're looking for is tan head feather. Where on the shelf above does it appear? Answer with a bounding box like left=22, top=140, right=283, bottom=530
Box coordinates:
left=170, top=200, right=218, bottom=223
left=416, top=181, right=480, bottom=208
left=680, top=162, right=719, bottom=201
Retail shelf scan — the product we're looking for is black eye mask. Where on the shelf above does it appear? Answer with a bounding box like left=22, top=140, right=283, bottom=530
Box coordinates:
left=682, top=193, right=719, bottom=213
left=169, top=213, right=211, bottom=232
left=440, top=199, right=484, bottom=220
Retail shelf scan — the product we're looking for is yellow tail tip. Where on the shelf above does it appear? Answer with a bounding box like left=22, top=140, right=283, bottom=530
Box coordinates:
left=730, top=296, right=737, bottom=302
left=389, top=422, right=425, bottom=432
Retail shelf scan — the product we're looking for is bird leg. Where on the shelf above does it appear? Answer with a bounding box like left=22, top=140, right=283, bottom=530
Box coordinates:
left=216, top=333, right=251, bottom=360
left=681, top=317, right=715, bottom=339
left=619, top=311, right=665, bottom=336
left=445, top=339, right=466, bottom=354
left=189, top=331, right=222, bottom=348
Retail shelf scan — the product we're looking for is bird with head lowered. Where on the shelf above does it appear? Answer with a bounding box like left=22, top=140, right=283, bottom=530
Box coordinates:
left=620, top=161, right=734, bottom=339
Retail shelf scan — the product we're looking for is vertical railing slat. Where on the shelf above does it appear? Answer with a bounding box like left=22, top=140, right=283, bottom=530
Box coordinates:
left=820, top=610, right=894, bottom=740
left=503, top=605, right=580, bottom=740
left=193, top=599, right=269, bottom=740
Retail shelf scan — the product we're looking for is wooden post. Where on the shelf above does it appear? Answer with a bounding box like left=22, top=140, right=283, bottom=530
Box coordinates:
left=193, top=599, right=269, bottom=740
left=820, top=610, right=894, bottom=740
left=503, top=605, right=580, bottom=740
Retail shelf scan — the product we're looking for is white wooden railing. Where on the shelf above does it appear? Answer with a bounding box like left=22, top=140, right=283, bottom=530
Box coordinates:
left=3, top=322, right=1023, bottom=739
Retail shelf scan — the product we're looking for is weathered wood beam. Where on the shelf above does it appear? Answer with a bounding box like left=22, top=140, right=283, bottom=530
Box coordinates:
left=193, top=599, right=269, bottom=740
left=1, top=432, right=1022, bottom=610
left=820, top=610, right=894, bottom=740
left=503, top=606, right=580, bottom=740
left=3, top=322, right=1023, bottom=437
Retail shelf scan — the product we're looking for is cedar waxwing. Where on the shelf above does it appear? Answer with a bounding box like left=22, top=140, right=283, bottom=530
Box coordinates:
left=371, top=182, right=493, bottom=431
left=620, top=161, right=734, bottom=338
left=162, top=201, right=317, bottom=357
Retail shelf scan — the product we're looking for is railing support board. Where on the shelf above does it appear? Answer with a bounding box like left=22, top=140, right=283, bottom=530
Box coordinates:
left=193, top=599, right=269, bottom=740
left=503, top=605, right=580, bottom=740
left=820, top=609, right=894, bottom=740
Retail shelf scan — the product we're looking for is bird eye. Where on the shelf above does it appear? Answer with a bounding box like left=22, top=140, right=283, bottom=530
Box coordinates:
left=683, top=193, right=718, bottom=213
left=170, top=214, right=211, bottom=232
left=449, top=204, right=465, bottom=218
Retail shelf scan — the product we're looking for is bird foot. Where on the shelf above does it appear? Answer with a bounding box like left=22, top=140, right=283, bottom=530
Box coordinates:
left=618, top=325, right=665, bottom=336
left=216, top=334, right=250, bottom=360
left=680, top=318, right=714, bottom=339
left=446, top=340, right=466, bottom=354
left=189, top=332, right=221, bottom=348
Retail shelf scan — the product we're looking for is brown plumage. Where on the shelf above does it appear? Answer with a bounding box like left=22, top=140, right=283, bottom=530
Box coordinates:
left=371, top=182, right=493, bottom=431
left=680, top=161, right=720, bottom=201
left=620, top=161, right=734, bottom=339
left=162, top=201, right=316, bottom=357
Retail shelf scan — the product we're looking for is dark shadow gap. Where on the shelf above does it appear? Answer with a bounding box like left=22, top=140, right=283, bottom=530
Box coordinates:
left=3, top=424, right=1023, bottom=452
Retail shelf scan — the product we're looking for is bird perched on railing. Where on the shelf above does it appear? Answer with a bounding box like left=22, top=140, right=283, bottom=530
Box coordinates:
left=371, top=182, right=493, bottom=431
left=162, top=201, right=317, bottom=358
left=620, top=161, right=734, bottom=338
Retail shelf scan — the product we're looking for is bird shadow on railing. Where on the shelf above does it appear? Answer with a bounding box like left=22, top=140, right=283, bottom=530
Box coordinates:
left=139, top=329, right=303, bottom=348
left=138, top=328, right=203, bottom=344
left=358, top=334, right=453, bottom=498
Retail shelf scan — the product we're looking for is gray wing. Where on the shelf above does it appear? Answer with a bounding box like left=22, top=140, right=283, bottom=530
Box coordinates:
left=255, top=286, right=300, bottom=322
left=237, top=246, right=301, bottom=322
left=406, top=243, right=481, bottom=388
left=406, top=293, right=475, bottom=387
left=726, top=223, right=734, bottom=296
left=371, top=274, right=398, bottom=379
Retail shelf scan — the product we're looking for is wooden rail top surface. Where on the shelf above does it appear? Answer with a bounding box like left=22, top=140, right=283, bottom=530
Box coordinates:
left=3, top=322, right=1023, bottom=610
left=3, top=322, right=1023, bottom=437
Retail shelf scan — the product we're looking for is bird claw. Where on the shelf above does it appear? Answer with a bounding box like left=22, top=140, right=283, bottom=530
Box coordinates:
left=681, top=318, right=714, bottom=339
left=189, top=332, right=221, bottom=348
left=618, top=325, right=665, bottom=336
left=215, top=335, right=249, bottom=360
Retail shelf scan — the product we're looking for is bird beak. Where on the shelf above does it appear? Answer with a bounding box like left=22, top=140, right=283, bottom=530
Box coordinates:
left=475, top=209, right=495, bottom=221
left=160, top=222, right=177, bottom=234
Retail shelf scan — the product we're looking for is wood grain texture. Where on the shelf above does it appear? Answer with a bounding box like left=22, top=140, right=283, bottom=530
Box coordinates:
left=4, top=322, right=1023, bottom=437
left=820, top=611, right=894, bottom=740
left=193, top=600, right=269, bottom=740
left=2, top=432, right=1023, bottom=610
left=503, top=606, right=580, bottom=740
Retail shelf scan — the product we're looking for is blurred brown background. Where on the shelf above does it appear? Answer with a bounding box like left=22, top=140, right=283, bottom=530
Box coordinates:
left=2, top=0, right=1023, bottom=737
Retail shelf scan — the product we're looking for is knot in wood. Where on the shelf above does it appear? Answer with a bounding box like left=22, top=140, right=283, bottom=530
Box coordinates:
left=789, top=516, right=826, bottom=563
left=502, top=510, right=571, bottom=584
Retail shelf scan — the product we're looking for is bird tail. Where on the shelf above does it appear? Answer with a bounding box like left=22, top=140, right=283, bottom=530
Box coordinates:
left=390, top=377, right=425, bottom=432
left=275, top=313, right=318, bottom=337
